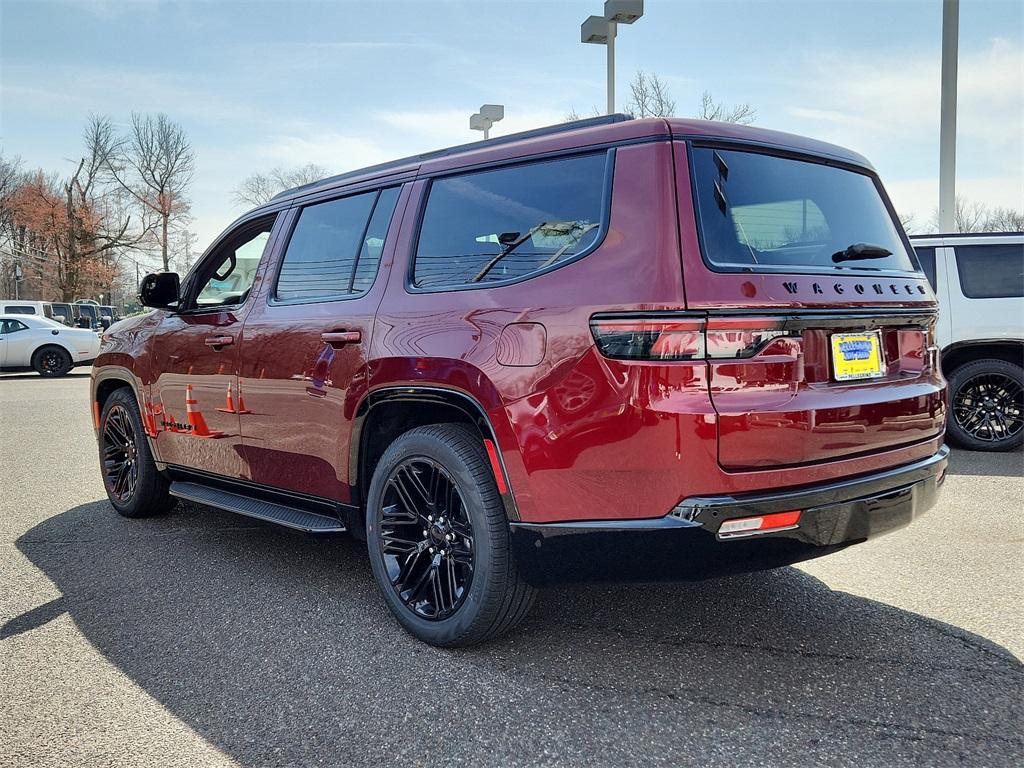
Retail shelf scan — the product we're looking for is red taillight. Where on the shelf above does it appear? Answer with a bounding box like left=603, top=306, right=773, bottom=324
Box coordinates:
left=718, top=510, right=802, bottom=537
left=591, top=315, right=797, bottom=361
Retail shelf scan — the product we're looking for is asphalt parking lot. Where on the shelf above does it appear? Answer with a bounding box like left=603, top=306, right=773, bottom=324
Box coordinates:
left=1, top=371, right=1021, bottom=768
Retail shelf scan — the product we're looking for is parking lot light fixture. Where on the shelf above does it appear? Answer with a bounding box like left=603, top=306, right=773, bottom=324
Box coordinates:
left=581, top=1, right=644, bottom=115
left=470, top=104, right=504, bottom=140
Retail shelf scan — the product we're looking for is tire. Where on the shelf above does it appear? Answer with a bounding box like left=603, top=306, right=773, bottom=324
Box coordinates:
left=366, top=424, right=536, bottom=647
left=98, top=387, right=176, bottom=518
left=946, top=358, right=1024, bottom=452
left=32, top=345, right=72, bottom=377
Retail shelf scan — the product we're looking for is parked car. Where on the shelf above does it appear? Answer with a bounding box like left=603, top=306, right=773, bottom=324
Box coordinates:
left=91, top=115, right=948, bottom=646
left=0, top=313, right=101, bottom=376
left=73, top=302, right=101, bottom=330
left=0, top=300, right=54, bottom=319
left=97, top=306, right=116, bottom=330
left=910, top=232, right=1023, bottom=451
left=48, top=302, right=76, bottom=326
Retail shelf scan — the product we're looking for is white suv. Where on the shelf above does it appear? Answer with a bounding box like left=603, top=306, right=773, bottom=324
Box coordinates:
left=910, top=232, right=1024, bottom=451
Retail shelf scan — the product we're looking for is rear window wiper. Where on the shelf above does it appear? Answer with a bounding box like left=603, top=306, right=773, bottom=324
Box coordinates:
left=832, top=243, right=892, bottom=263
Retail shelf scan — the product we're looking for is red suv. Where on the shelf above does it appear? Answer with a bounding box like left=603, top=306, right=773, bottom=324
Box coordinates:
left=92, top=116, right=948, bottom=646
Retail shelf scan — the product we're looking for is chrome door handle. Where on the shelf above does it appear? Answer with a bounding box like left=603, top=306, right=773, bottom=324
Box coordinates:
left=321, top=331, right=361, bottom=348
left=204, top=335, right=234, bottom=347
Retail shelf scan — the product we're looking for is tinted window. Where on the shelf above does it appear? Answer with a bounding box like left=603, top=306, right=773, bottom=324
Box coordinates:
left=913, top=247, right=937, bottom=290
left=413, top=153, right=608, bottom=289
left=4, top=305, right=35, bottom=315
left=691, top=147, right=915, bottom=273
left=954, top=244, right=1024, bottom=298
left=276, top=188, right=398, bottom=301
left=352, top=187, right=401, bottom=294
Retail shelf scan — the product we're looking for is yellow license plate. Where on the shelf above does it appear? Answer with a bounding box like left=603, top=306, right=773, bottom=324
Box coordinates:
left=831, top=332, right=885, bottom=381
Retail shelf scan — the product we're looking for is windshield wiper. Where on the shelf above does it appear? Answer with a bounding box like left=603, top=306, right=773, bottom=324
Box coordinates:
left=832, top=243, right=892, bottom=263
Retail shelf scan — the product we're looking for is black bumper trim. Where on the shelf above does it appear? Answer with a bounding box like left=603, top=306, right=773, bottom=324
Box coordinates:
left=508, top=446, right=949, bottom=585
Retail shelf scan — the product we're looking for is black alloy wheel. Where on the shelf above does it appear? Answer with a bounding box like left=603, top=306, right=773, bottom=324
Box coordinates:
left=379, top=458, right=475, bottom=621
left=101, top=404, right=141, bottom=503
left=952, top=372, right=1024, bottom=444
left=366, top=424, right=535, bottom=646
left=33, top=346, right=72, bottom=377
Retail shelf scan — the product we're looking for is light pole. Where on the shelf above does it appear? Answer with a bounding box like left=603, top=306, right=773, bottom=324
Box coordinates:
left=470, top=104, right=504, bottom=140
left=581, top=0, right=644, bottom=115
left=938, top=0, right=959, bottom=232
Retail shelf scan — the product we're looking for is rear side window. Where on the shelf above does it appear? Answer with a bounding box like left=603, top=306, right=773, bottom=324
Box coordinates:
left=691, top=146, right=916, bottom=273
left=954, top=244, right=1024, bottom=298
left=1, top=319, right=28, bottom=334
left=276, top=187, right=400, bottom=302
left=413, top=152, right=609, bottom=289
left=913, top=247, right=937, bottom=290
left=4, top=305, right=35, bottom=315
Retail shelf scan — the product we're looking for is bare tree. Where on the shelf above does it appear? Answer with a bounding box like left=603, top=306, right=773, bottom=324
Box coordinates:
left=563, top=107, right=601, bottom=123
left=982, top=206, right=1024, bottom=232
left=105, top=113, right=195, bottom=271
left=698, top=91, right=757, bottom=125
left=898, top=212, right=915, bottom=234
left=927, top=195, right=1024, bottom=233
left=233, top=163, right=329, bottom=207
left=626, top=71, right=676, bottom=118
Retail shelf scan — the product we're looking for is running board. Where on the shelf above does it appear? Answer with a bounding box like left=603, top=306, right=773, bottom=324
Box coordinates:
left=169, top=481, right=347, bottom=533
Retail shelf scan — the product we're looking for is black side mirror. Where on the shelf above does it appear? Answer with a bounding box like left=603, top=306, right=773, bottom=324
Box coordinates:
left=139, top=272, right=180, bottom=309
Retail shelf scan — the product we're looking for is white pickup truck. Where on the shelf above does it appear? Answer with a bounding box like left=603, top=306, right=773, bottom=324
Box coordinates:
left=910, top=232, right=1024, bottom=451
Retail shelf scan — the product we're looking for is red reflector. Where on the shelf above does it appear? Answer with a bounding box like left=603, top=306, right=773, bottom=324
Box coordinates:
left=718, top=510, right=802, bottom=536
left=482, top=439, right=509, bottom=495
left=93, top=401, right=100, bottom=430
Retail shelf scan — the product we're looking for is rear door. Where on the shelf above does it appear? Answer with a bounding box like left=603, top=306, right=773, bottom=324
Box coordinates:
left=237, top=184, right=406, bottom=501
left=148, top=213, right=282, bottom=478
left=678, top=141, right=945, bottom=469
left=947, top=238, right=1024, bottom=345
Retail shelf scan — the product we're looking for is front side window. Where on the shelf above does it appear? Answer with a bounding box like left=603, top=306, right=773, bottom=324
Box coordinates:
left=691, top=146, right=916, bottom=273
left=954, top=244, right=1024, bottom=299
left=194, top=217, right=276, bottom=309
left=413, top=152, right=609, bottom=289
left=276, top=186, right=400, bottom=302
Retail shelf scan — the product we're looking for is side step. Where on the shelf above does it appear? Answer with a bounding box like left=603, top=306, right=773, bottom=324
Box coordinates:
left=169, top=481, right=347, bottom=533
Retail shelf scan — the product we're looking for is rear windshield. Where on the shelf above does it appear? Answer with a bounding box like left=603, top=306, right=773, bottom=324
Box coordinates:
left=691, top=147, right=916, bottom=274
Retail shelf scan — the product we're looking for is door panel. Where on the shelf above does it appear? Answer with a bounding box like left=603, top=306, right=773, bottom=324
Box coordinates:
left=148, top=214, right=282, bottom=478
left=238, top=185, right=408, bottom=501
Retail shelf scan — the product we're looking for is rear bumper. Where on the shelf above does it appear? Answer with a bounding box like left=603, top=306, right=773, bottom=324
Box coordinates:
left=509, top=445, right=949, bottom=585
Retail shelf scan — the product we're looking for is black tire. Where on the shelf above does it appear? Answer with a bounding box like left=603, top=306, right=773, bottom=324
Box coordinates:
left=32, top=345, right=72, bottom=377
left=98, top=387, right=176, bottom=518
left=946, top=358, right=1024, bottom=452
left=366, top=424, right=535, bottom=647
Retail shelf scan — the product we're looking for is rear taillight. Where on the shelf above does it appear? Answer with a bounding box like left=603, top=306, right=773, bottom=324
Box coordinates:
left=591, top=315, right=798, bottom=361
left=590, top=318, right=704, bottom=361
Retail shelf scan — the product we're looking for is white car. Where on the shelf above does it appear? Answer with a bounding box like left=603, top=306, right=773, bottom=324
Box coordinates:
left=0, top=314, right=101, bottom=377
left=910, top=232, right=1024, bottom=451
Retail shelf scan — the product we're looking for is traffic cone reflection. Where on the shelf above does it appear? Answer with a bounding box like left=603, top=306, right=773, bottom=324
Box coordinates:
left=185, top=383, right=223, bottom=438
left=235, top=381, right=253, bottom=414
left=217, top=381, right=252, bottom=414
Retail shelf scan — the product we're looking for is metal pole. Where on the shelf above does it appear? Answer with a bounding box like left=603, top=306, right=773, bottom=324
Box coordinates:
left=939, top=0, right=959, bottom=232
left=606, top=20, right=617, bottom=114
left=484, top=127, right=490, bottom=140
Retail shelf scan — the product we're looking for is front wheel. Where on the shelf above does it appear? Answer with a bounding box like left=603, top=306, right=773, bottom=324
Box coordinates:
left=947, top=358, right=1024, bottom=451
left=99, top=387, right=176, bottom=518
left=366, top=424, right=535, bottom=647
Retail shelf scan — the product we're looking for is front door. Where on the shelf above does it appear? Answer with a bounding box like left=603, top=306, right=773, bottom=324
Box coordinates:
left=148, top=214, right=281, bottom=478
left=237, top=185, right=405, bottom=501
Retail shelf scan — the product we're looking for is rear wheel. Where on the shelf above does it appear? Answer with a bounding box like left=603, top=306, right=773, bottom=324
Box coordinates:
left=99, top=387, right=175, bottom=518
left=32, top=345, right=72, bottom=377
left=366, top=424, right=535, bottom=647
left=947, top=358, right=1024, bottom=451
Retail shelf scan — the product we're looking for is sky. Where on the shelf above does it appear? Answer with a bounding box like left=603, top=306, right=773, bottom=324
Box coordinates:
left=1, top=0, right=1022, bottom=265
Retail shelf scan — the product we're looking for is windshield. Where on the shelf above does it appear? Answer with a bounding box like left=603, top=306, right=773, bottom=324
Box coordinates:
left=691, top=146, right=916, bottom=273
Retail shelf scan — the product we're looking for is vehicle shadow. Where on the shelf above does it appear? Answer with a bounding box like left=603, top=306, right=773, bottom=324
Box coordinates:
left=945, top=446, right=1024, bottom=478
left=9, top=500, right=1023, bottom=767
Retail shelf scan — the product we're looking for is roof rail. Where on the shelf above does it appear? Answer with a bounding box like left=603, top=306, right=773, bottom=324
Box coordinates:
left=909, top=231, right=1024, bottom=239
left=271, top=113, right=634, bottom=202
